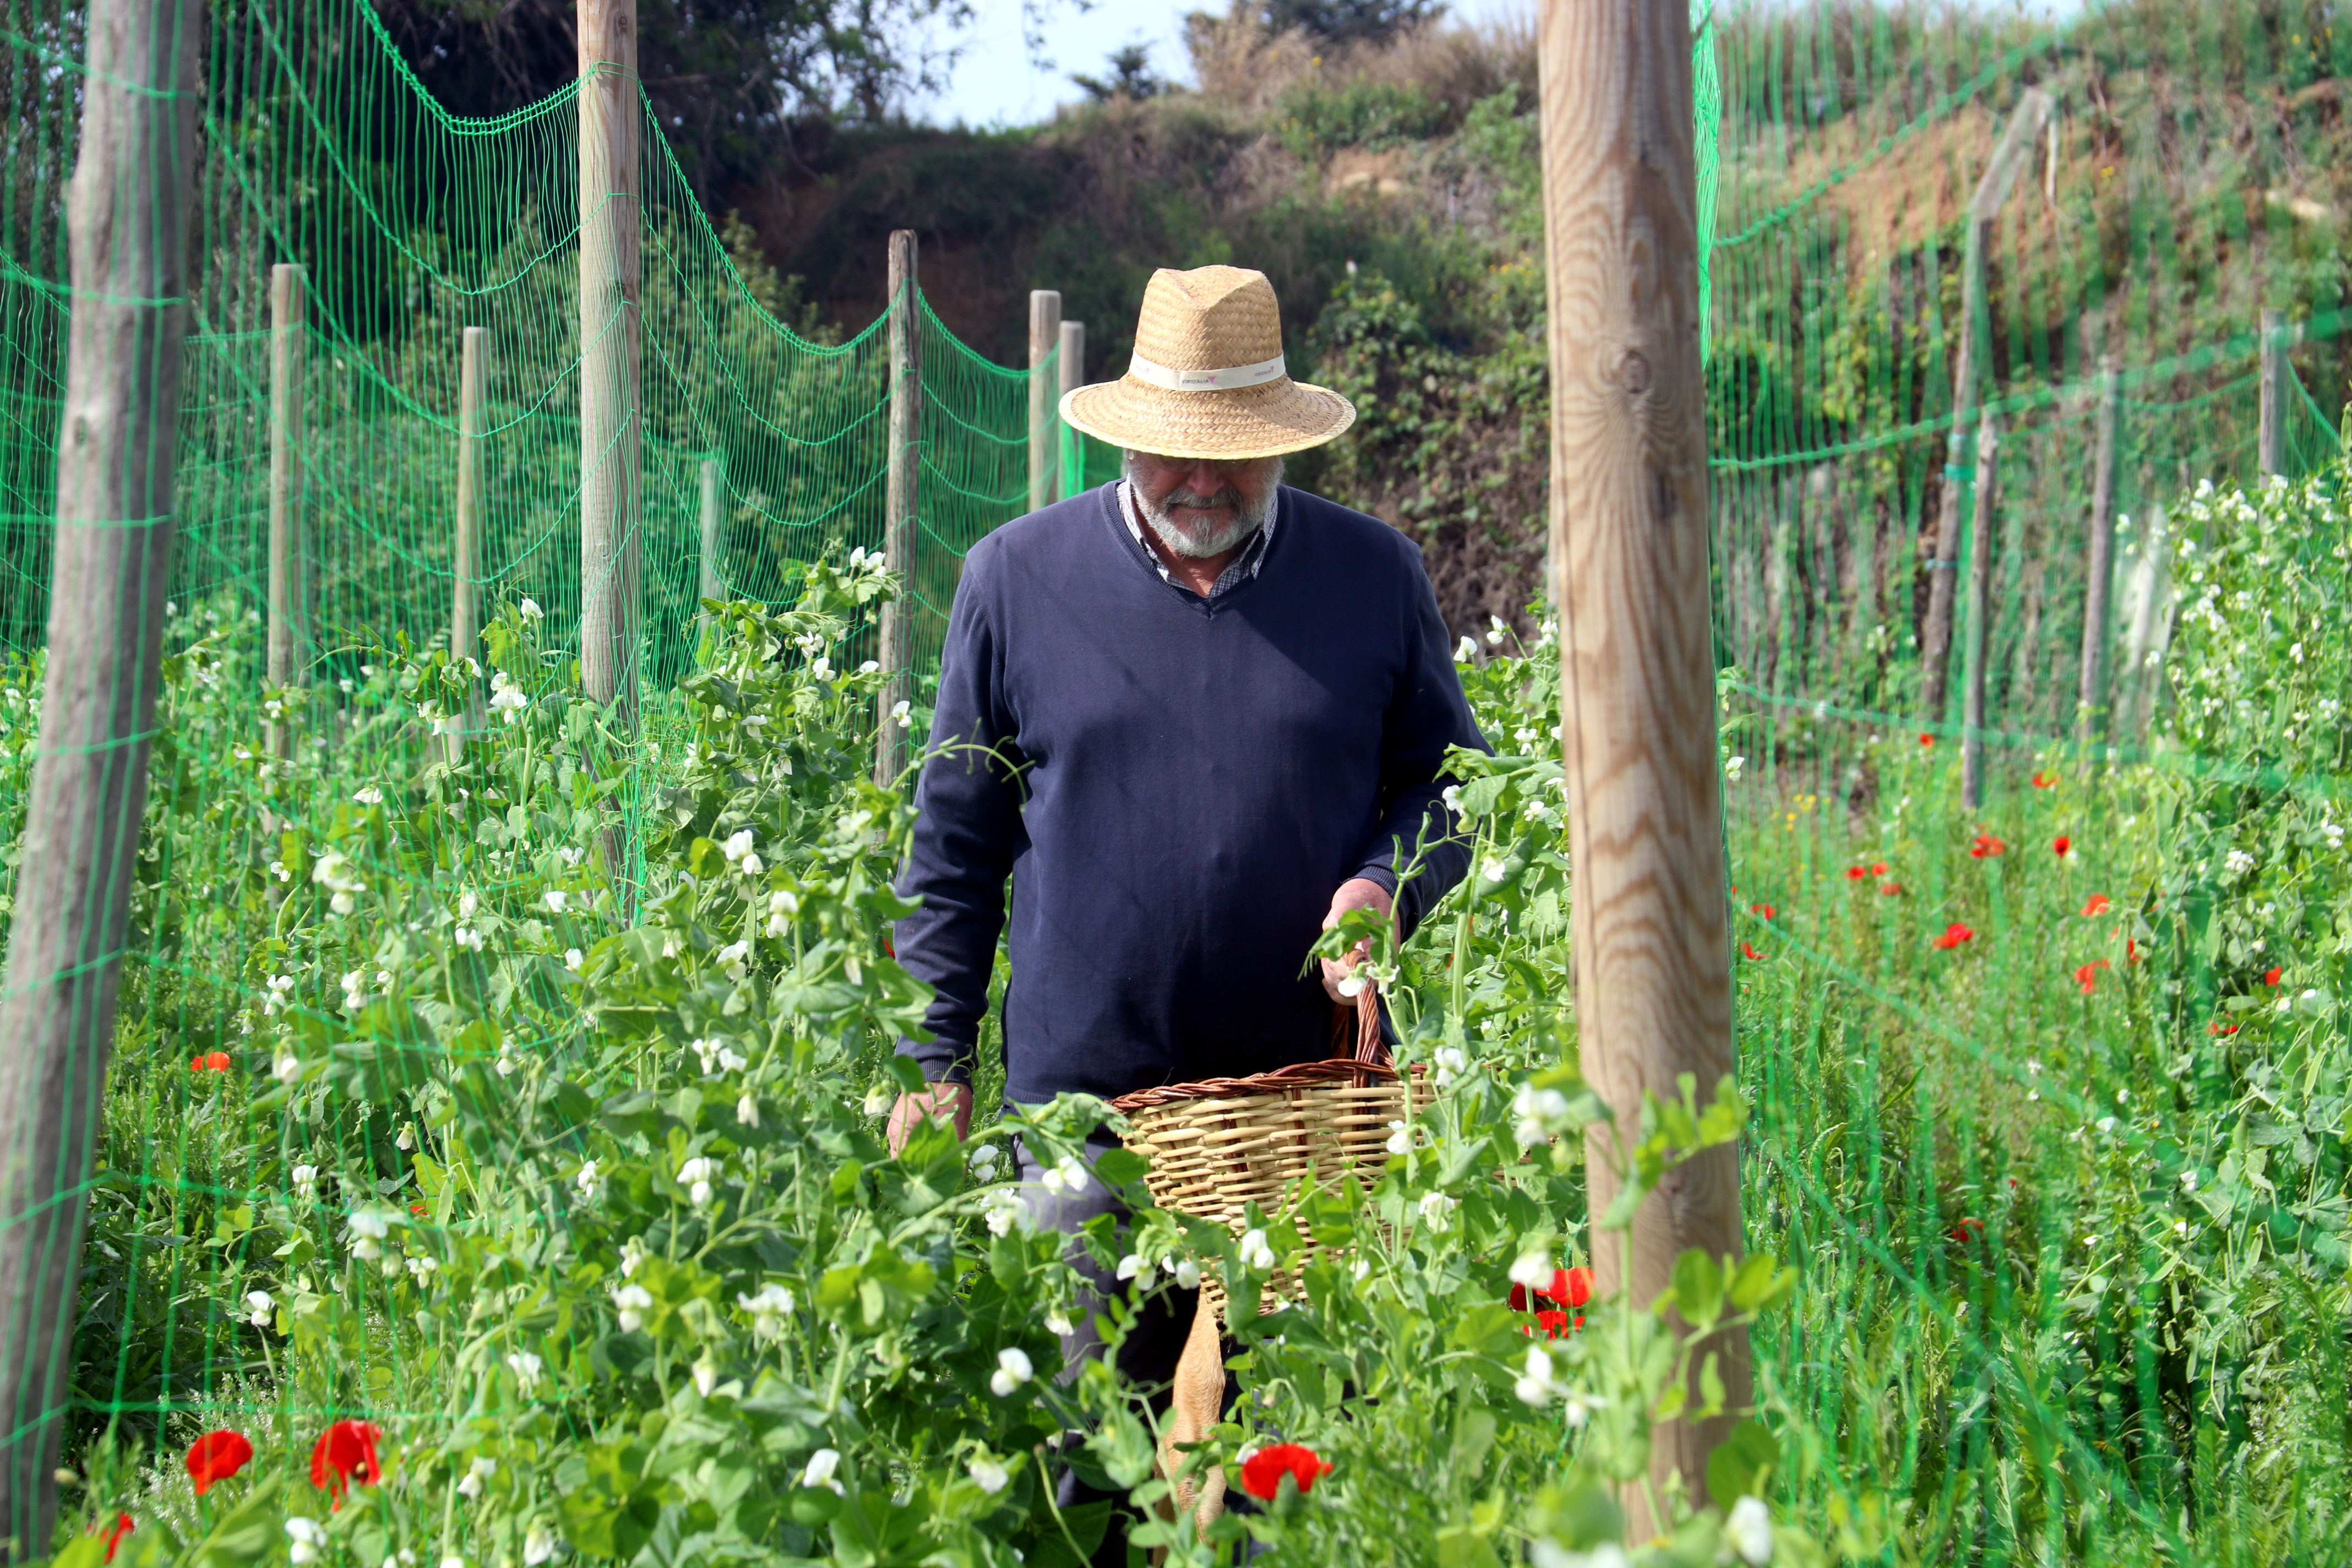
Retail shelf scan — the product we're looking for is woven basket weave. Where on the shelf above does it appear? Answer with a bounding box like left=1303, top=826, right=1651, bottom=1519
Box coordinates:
left=1112, top=993, right=1430, bottom=1307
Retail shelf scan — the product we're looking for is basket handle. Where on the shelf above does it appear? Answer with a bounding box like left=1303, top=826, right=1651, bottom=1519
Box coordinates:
left=1326, top=986, right=1389, bottom=1087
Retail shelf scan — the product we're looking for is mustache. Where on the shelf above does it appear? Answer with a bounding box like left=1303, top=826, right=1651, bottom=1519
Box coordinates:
left=1161, top=486, right=1245, bottom=513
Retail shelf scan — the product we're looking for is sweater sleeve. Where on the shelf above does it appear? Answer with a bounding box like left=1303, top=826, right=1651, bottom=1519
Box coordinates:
left=1349, top=563, right=1489, bottom=940
left=892, top=549, right=1025, bottom=1086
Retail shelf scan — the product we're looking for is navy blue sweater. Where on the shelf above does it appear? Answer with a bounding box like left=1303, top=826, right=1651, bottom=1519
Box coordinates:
left=892, top=483, right=1487, bottom=1105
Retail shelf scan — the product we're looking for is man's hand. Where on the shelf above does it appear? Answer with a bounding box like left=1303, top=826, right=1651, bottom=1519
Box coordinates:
left=887, top=1081, right=974, bottom=1155
left=1319, top=876, right=1395, bottom=1004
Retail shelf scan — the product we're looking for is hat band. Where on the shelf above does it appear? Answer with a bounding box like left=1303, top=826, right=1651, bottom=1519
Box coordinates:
left=1126, top=351, right=1287, bottom=393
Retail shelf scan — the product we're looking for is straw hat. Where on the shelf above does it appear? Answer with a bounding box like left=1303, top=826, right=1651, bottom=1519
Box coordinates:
left=1059, top=265, right=1355, bottom=461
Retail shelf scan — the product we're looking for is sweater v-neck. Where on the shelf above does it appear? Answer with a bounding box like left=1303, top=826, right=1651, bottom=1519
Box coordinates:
left=1097, top=482, right=1275, bottom=616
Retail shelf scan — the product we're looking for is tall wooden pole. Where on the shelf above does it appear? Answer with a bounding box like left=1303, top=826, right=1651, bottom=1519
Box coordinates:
left=1920, top=89, right=2050, bottom=722
left=2076, top=358, right=2120, bottom=759
left=698, top=456, right=723, bottom=612
left=1538, top=0, right=1745, bottom=1528
left=1027, top=288, right=1060, bottom=514
left=447, top=325, right=486, bottom=764
left=0, top=0, right=199, bottom=1547
left=579, top=0, right=640, bottom=725
left=1961, top=408, right=1998, bottom=810
left=266, top=262, right=306, bottom=759
left=875, top=231, right=922, bottom=787
left=2258, top=308, right=2285, bottom=476
left=1057, top=318, right=1085, bottom=500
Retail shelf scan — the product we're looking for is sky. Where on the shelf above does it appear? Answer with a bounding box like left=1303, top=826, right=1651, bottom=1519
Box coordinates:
left=907, top=0, right=1536, bottom=130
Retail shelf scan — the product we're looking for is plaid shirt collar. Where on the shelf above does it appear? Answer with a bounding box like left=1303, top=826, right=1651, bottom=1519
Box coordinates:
left=1117, top=481, right=1277, bottom=600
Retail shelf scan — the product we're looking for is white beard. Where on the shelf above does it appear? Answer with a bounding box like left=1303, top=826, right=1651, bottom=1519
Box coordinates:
left=1130, top=456, right=1283, bottom=558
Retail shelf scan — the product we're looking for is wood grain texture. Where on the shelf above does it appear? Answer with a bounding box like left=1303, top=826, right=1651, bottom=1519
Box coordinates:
left=2076, top=359, right=2120, bottom=755
left=875, top=230, right=921, bottom=787
left=0, top=0, right=198, bottom=1544
left=579, top=0, right=641, bottom=722
left=448, top=324, right=486, bottom=763
left=1537, top=0, right=1748, bottom=1522
left=1961, top=409, right=1997, bottom=809
left=1027, top=289, right=1060, bottom=514
left=266, top=262, right=306, bottom=759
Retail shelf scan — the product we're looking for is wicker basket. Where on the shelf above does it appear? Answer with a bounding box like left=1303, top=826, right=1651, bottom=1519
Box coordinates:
left=1112, top=993, right=1430, bottom=1308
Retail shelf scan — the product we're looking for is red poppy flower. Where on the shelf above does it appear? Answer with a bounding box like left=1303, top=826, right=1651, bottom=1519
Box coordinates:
left=1969, top=834, right=2006, bottom=858
left=186, top=1429, right=253, bottom=1496
left=1845, top=865, right=1868, bottom=881
left=2209, top=1021, right=2239, bottom=1036
left=1879, top=881, right=1903, bottom=896
left=2073, top=960, right=2110, bottom=995
left=2032, top=771, right=2058, bottom=788
left=311, top=1419, right=383, bottom=1506
left=2125, top=937, right=2141, bottom=965
left=1870, top=863, right=1888, bottom=877
left=1750, top=903, right=1776, bottom=920
left=1550, top=1266, right=1595, bottom=1309
left=1740, top=941, right=1763, bottom=961
left=2052, top=836, right=2071, bottom=858
left=1932, top=923, right=1974, bottom=951
left=1919, top=733, right=1935, bottom=748
left=190, top=1055, right=206, bottom=1072
left=2264, top=966, right=2282, bottom=987
left=1507, top=1282, right=1531, bottom=1311
left=1532, top=1309, right=1571, bottom=1338
left=1948, top=1217, right=1984, bottom=1243
left=2080, top=894, right=2111, bottom=917
left=882, top=932, right=896, bottom=959
left=99, top=1513, right=133, bottom=1562
left=206, top=1051, right=231, bottom=1071
left=1239, top=1444, right=1331, bottom=1502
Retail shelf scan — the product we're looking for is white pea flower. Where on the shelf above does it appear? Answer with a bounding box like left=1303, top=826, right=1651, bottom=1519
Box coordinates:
left=982, top=1190, right=1030, bottom=1238
left=861, top=660, right=881, bottom=676
left=406, top=1255, right=438, bottom=1280
left=1509, top=1252, right=1553, bottom=1291
left=612, top=1282, right=654, bottom=1333
left=1172, top=1257, right=1202, bottom=1289
left=247, top=1290, right=275, bottom=1328
left=1441, top=783, right=1465, bottom=816
left=989, top=1346, right=1034, bottom=1397
left=692, top=1355, right=718, bottom=1398
left=519, top=598, right=543, bottom=620
left=717, top=940, right=750, bottom=981
left=2223, top=848, right=2256, bottom=880
left=544, top=890, right=568, bottom=913
left=353, top=786, right=384, bottom=805
left=1487, top=614, right=1508, bottom=645
left=891, top=700, right=912, bottom=729
left=286, top=1517, right=325, bottom=1564
left=722, top=829, right=755, bottom=863
left=1039, top=1153, right=1088, bottom=1196
left=678, top=1156, right=718, bottom=1206
left=767, top=889, right=799, bottom=916
left=395, top=1124, right=415, bottom=1152
left=740, top=853, right=764, bottom=877
left=968, top=1455, right=1010, bottom=1495
left=1434, top=1046, right=1468, bottom=1087
left=1386, top=1119, right=1413, bottom=1156
left=454, top=926, right=484, bottom=952
left=291, top=1164, right=319, bottom=1197
left=489, top=671, right=529, bottom=723
left=1724, top=1495, right=1773, bottom=1567
left=443, top=1555, right=466, bottom=1568
left=1724, top=754, right=1746, bottom=782
left=1415, top=1190, right=1457, bottom=1231
left=506, top=1351, right=543, bottom=1390
left=1336, top=973, right=1366, bottom=998
left=1045, top=1309, right=1074, bottom=1336
left=2095, top=1117, right=2116, bottom=1135
left=1480, top=857, right=1507, bottom=884
left=1115, top=1254, right=1156, bottom=1290
left=1351, top=1257, right=1371, bottom=1282
left=458, top=1456, right=496, bottom=1498
left=810, top=657, right=833, bottom=682
left=620, top=1237, right=646, bottom=1277
left=1454, top=635, right=1477, bottom=662
left=968, top=1143, right=1001, bottom=1176
left=522, top=1523, right=557, bottom=1566
left=565, top=948, right=585, bottom=973
left=737, top=1093, right=760, bottom=1128
left=801, top=1448, right=844, bottom=1494
left=1513, top=1082, right=1572, bottom=1150
left=1515, top=1342, right=1562, bottom=1407
left=738, top=1282, right=796, bottom=1339
left=574, top=1159, right=600, bottom=1198
left=861, top=1083, right=895, bottom=1117
left=1238, top=1228, right=1277, bottom=1271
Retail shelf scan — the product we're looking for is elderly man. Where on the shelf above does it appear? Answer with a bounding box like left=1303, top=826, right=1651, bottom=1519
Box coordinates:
left=888, top=264, right=1484, bottom=1554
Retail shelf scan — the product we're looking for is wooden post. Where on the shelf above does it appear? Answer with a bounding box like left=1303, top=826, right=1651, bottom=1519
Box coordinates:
left=1961, top=408, right=1997, bottom=810
left=266, top=262, right=306, bottom=759
left=1027, top=288, right=1061, bottom=514
left=1920, top=88, right=2050, bottom=722
left=0, top=0, right=199, bottom=1547
left=1057, top=318, right=1085, bottom=500
left=698, top=456, right=722, bottom=612
left=447, top=325, right=487, bottom=763
left=579, top=0, right=641, bottom=725
left=2076, top=357, right=2120, bottom=759
left=1538, top=0, right=1745, bottom=1528
left=2258, top=308, right=2285, bottom=476
left=875, top=230, right=922, bottom=787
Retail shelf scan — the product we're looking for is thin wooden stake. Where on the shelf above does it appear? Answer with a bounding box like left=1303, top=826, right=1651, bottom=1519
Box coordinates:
left=579, top=0, right=641, bottom=724
left=1538, top=0, right=1745, bottom=1527
left=1028, top=288, right=1061, bottom=514
left=1920, top=88, right=2050, bottom=722
left=448, top=324, right=486, bottom=763
left=0, top=0, right=199, bottom=1544
left=2076, top=357, right=2120, bottom=760
left=1058, top=317, right=1085, bottom=500
left=1961, top=407, right=1998, bottom=810
left=2258, top=308, right=2285, bottom=476
left=267, top=262, right=306, bottom=759
left=875, top=230, right=922, bottom=787
left=698, top=455, right=722, bottom=614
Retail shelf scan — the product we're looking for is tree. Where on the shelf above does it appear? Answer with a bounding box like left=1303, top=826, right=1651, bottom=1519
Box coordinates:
left=1260, top=0, right=1441, bottom=47
left=1070, top=43, right=1168, bottom=102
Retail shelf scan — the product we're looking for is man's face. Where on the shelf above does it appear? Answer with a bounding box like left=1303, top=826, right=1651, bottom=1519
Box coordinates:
left=1125, top=451, right=1283, bottom=559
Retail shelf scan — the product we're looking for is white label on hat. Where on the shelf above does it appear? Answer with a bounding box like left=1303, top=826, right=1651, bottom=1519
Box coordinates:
left=1126, top=351, right=1287, bottom=392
